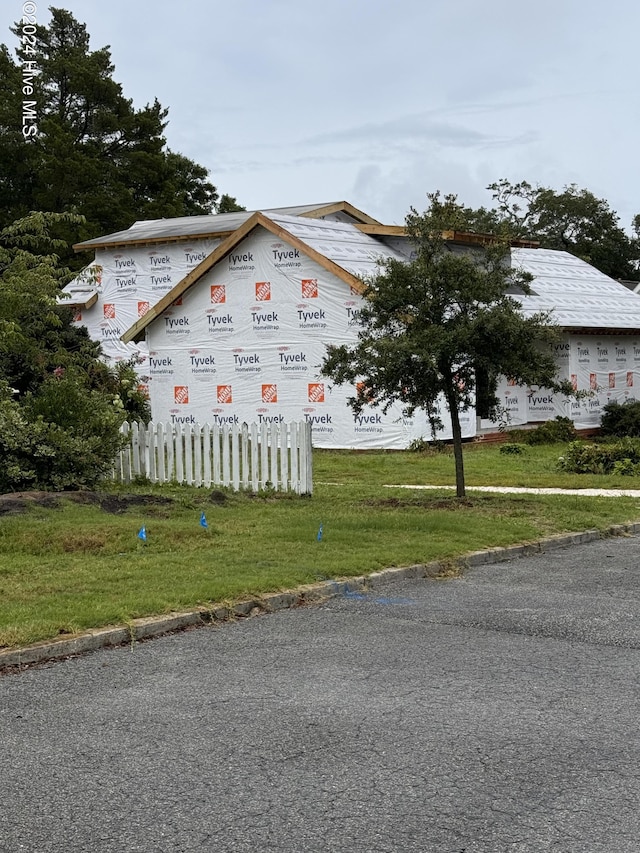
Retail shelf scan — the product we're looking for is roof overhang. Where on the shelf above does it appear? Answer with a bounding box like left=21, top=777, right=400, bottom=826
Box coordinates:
left=73, top=201, right=381, bottom=253
left=559, top=327, right=640, bottom=336
left=57, top=289, right=99, bottom=310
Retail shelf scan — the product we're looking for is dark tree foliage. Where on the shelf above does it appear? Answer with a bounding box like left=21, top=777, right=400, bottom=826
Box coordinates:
left=600, top=399, right=640, bottom=438
left=483, top=180, right=640, bottom=282
left=322, top=193, right=574, bottom=497
left=0, top=211, right=150, bottom=490
left=1, top=8, right=233, bottom=265
left=217, top=194, right=247, bottom=213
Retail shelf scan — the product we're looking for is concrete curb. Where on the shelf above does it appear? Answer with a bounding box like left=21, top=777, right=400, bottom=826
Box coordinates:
left=2, top=521, right=640, bottom=672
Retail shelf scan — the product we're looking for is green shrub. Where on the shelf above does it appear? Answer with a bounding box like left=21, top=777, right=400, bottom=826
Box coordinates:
left=407, top=437, right=446, bottom=454
left=600, top=399, right=640, bottom=438
left=499, top=443, right=527, bottom=455
left=557, top=438, right=640, bottom=475
left=0, top=377, right=127, bottom=492
left=510, top=416, right=578, bottom=446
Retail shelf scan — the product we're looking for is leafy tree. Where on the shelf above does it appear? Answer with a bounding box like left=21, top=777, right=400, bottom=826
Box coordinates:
left=1, top=8, right=243, bottom=265
left=217, top=194, right=247, bottom=214
left=485, top=180, right=640, bottom=281
left=0, top=211, right=149, bottom=491
left=321, top=193, right=574, bottom=497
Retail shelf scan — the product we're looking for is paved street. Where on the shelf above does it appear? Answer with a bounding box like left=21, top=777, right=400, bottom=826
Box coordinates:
left=1, top=534, right=639, bottom=852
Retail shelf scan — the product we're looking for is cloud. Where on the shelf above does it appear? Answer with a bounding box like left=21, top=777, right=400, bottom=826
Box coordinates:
left=303, top=113, right=491, bottom=149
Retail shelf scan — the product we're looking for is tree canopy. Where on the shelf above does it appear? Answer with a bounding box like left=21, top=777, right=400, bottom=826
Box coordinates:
left=455, top=180, right=640, bottom=282
left=0, top=211, right=149, bottom=491
left=1, top=8, right=240, bottom=264
left=321, top=193, right=574, bottom=497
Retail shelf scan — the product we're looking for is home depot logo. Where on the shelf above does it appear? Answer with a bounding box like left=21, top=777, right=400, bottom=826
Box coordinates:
left=301, top=278, right=318, bottom=298
left=217, top=385, right=233, bottom=404
left=255, top=281, right=271, bottom=301
left=174, top=386, right=189, bottom=405
left=308, top=383, right=325, bottom=403
left=137, top=301, right=150, bottom=317
left=211, top=285, right=226, bottom=304
left=262, top=384, right=278, bottom=403
left=103, top=303, right=116, bottom=320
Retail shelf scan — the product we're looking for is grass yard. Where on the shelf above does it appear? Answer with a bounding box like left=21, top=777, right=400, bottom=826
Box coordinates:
left=1, top=442, right=639, bottom=649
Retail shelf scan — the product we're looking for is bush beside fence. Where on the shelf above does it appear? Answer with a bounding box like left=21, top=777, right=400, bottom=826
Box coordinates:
left=113, top=421, right=313, bottom=494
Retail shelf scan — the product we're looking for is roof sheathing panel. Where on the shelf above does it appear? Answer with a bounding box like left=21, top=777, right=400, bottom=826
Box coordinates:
left=513, top=248, right=640, bottom=331
left=266, top=213, right=405, bottom=279
left=73, top=202, right=377, bottom=251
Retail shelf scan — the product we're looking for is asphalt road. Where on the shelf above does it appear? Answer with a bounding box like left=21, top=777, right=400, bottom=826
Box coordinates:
left=1, top=535, right=639, bottom=852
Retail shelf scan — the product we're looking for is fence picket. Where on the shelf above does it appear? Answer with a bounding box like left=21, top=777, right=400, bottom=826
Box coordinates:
left=231, top=424, right=240, bottom=491
left=156, top=422, right=165, bottom=483
left=175, top=425, right=184, bottom=484
left=212, top=424, right=221, bottom=485
left=222, top=425, right=231, bottom=485
left=202, top=423, right=211, bottom=488
left=184, top=423, right=193, bottom=486
left=270, top=422, right=279, bottom=490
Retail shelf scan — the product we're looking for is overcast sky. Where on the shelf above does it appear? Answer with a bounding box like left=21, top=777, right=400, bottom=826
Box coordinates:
left=6, top=0, right=640, bottom=228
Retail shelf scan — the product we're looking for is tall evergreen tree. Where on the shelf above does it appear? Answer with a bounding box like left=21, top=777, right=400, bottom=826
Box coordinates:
left=2, top=8, right=223, bottom=255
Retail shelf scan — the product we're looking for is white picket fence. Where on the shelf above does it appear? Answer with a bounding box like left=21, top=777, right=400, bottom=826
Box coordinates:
left=113, top=420, right=313, bottom=494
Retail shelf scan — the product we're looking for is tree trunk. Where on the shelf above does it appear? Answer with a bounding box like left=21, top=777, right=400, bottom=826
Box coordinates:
left=443, top=380, right=466, bottom=498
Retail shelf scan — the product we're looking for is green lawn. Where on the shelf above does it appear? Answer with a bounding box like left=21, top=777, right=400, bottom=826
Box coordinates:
left=1, top=442, right=639, bottom=649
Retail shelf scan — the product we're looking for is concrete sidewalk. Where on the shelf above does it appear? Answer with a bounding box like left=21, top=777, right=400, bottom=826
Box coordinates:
left=385, top=484, right=640, bottom=497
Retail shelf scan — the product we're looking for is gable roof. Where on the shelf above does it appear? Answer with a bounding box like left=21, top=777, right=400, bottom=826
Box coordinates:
left=121, top=211, right=405, bottom=344
left=73, top=201, right=382, bottom=252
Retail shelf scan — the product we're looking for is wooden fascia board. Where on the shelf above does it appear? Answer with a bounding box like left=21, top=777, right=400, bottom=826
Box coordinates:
left=355, top=224, right=407, bottom=236
left=121, top=212, right=367, bottom=344
left=441, top=230, right=540, bottom=249
left=300, top=201, right=382, bottom=225
left=355, top=225, right=540, bottom=248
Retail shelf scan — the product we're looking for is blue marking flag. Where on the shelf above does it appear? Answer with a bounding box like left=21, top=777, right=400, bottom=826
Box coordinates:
left=200, top=511, right=209, bottom=530
left=317, top=523, right=323, bottom=542
left=137, top=525, right=147, bottom=543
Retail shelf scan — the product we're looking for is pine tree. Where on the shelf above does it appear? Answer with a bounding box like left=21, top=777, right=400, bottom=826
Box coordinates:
left=2, top=9, right=222, bottom=251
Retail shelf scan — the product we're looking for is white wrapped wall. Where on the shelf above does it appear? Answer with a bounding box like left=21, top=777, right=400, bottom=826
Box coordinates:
left=144, top=226, right=475, bottom=449
left=483, top=333, right=640, bottom=430
left=69, top=238, right=221, bottom=372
